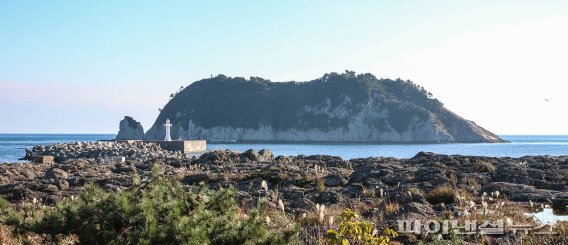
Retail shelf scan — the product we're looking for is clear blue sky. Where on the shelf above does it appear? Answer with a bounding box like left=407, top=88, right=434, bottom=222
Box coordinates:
left=1, top=1, right=567, bottom=134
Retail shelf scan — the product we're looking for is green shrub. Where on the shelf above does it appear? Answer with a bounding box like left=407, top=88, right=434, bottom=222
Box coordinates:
left=473, top=161, right=496, bottom=173
left=426, top=185, right=456, bottom=205
left=295, top=175, right=316, bottom=188
left=5, top=165, right=299, bottom=244
left=0, top=197, right=8, bottom=212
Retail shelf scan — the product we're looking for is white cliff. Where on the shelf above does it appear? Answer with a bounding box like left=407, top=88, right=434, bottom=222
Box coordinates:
left=145, top=95, right=484, bottom=143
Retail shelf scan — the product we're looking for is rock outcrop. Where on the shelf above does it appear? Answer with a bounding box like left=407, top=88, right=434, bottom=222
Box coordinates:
left=115, top=116, right=144, bottom=140
left=6, top=143, right=568, bottom=216
left=144, top=72, right=505, bottom=143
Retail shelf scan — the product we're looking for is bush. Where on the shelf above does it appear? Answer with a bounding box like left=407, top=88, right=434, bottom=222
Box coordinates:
left=0, top=197, right=8, bottom=212
left=4, top=165, right=299, bottom=244
left=473, top=161, right=496, bottom=173
left=324, top=208, right=398, bottom=245
left=426, top=185, right=456, bottom=205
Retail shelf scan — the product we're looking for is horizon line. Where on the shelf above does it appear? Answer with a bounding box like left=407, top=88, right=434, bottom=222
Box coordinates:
left=1, top=133, right=568, bottom=137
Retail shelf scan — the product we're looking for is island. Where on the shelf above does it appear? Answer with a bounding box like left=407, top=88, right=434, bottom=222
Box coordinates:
left=141, top=71, right=504, bottom=143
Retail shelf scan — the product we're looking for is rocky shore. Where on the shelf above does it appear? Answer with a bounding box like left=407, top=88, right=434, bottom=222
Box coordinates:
left=3, top=142, right=568, bottom=219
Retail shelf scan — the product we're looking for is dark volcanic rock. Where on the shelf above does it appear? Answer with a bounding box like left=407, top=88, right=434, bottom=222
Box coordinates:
left=313, top=191, right=343, bottom=204
left=42, top=184, right=59, bottom=193
left=45, top=168, right=68, bottom=179
left=198, top=150, right=240, bottom=165
left=181, top=172, right=211, bottom=185
left=482, top=182, right=561, bottom=202
left=289, top=198, right=314, bottom=209
left=2, top=146, right=568, bottom=222
left=398, top=202, right=435, bottom=217
left=240, top=149, right=260, bottom=162
left=324, top=174, right=346, bottom=187
left=57, top=180, right=70, bottom=190
left=240, top=149, right=275, bottom=162
left=281, top=188, right=305, bottom=200
left=552, top=196, right=568, bottom=214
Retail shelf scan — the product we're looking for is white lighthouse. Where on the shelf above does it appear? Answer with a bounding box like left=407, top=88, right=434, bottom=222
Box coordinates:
left=164, top=119, right=172, bottom=141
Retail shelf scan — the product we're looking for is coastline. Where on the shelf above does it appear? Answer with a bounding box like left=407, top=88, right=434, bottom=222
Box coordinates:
left=2, top=134, right=568, bottom=163
left=1, top=142, right=568, bottom=243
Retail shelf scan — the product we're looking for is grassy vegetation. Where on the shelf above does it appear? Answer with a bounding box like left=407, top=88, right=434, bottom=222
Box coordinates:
left=0, top=165, right=298, bottom=245
left=425, top=185, right=456, bottom=205
left=473, top=161, right=496, bottom=173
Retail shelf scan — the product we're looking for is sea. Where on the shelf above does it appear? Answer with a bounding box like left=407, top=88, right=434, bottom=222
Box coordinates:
left=0, top=134, right=567, bottom=163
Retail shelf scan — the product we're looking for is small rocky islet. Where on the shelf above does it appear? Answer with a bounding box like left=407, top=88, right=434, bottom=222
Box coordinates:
left=2, top=141, right=568, bottom=217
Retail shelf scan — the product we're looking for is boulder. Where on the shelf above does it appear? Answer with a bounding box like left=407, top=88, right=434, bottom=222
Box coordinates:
left=482, top=182, right=561, bottom=202
left=324, top=174, right=346, bottom=187
left=42, top=184, right=59, bottom=193
left=398, top=202, right=435, bottom=217
left=275, top=155, right=292, bottom=164
left=198, top=150, right=240, bottom=165
left=241, top=149, right=260, bottom=162
left=181, top=172, right=211, bottom=185
left=313, top=191, right=342, bottom=204
left=552, top=196, right=568, bottom=215
left=281, top=188, right=305, bottom=199
left=56, top=179, right=70, bottom=191
left=45, top=168, right=68, bottom=180
left=258, top=149, right=274, bottom=162
left=288, top=198, right=314, bottom=209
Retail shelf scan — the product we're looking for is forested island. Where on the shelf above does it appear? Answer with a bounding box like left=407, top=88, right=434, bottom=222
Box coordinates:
left=141, top=71, right=504, bottom=143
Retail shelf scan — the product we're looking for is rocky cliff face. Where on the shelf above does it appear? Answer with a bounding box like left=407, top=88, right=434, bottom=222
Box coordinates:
left=115, top=116, right=144, bottom=140
left=144, top=72, right=504, bottom=143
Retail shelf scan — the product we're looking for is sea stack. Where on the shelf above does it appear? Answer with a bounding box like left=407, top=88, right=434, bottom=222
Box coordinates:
left=115, top=116, right=144, bottom=140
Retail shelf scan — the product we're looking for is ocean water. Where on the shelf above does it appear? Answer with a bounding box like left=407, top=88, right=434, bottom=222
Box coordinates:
left=0, top=134, right=567, bottom=163
left=0, top=134, right=116, bottom=163
left=207, top=135, right=568, bottom=159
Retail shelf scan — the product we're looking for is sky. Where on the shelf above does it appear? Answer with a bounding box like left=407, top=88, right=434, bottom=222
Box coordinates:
left=1, top=0, right=567, bottom=134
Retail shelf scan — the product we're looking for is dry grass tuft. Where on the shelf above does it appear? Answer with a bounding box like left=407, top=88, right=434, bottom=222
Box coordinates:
left=385, top=202, right=400, bottom=215
left=473, top=161, right=496, bottom=173
left=426, top=185, right=456, bottom=205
